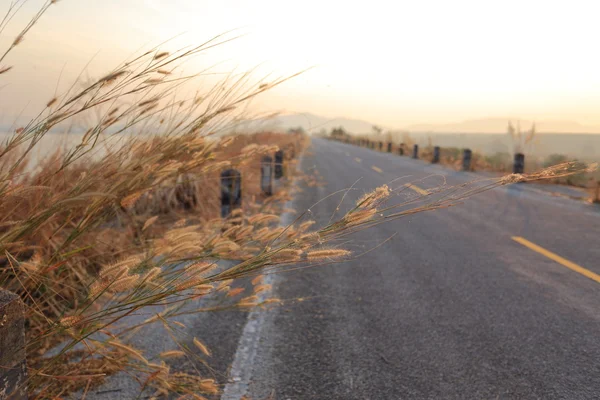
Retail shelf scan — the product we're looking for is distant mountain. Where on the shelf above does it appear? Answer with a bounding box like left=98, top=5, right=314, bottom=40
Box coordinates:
left=236, top=114, right=600, bottom=135
left=274, top=113, right=376, bottom=134
left=406, top=118, right=600, bottom=134
left=235, top=112, right=377, bottom=135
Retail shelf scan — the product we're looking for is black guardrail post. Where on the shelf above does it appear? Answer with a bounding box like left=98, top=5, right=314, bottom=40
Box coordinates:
left=261, top=155, right=273, bottom=196
left=399, top=143, right=404, bottom=156
left=221, top=169, right=242, bottom=218
left=387, top=142, right=392, bottom=153
left=412, top=144, right=419, bottom=159
left=462, top=149, right=472, bottom=171
left=274, top=150, right=284, bottom=179
left=378, top=142, right=383, bottom=151
left=513, top=153, right=525, bottom=174
left=0, top=290, right=27, bottom=400
left=432, top=146, right=440, bottom=163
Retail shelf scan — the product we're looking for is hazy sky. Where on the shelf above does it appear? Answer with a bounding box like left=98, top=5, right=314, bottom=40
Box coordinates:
left=2, top=0, right=600, bottom=129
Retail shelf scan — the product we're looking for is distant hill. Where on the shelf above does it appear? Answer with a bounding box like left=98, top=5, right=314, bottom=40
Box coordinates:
left=234, top=112, right=377, bottom=135
left=406, top=118, right=600, bottom=134
left=235, top=113, right=599, bottom=160
left=235, top=114, right=600, bottom=136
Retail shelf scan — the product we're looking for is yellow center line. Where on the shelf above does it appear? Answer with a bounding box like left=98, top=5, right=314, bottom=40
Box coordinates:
left=405, top=183, right=428, bottom=196
left=512, top=236, right=600, bottom=284
left=371, top=166, right=383, bottom=173
left=354, top=157, right=362, bottom=163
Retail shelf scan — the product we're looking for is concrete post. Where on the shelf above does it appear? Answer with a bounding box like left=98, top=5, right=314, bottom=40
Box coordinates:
left=261, top=156, right=273, bottom=196
left=462, top=149, right=472, bottom=171
left=220, top=169, right=242, bottom=218
left=0, top=290, right=27, bottom=400
left=432, top=146, right=440, bottom=163
left=513, top=153, right=525, bottom=174
left=274, top=150, right=284, bottom=179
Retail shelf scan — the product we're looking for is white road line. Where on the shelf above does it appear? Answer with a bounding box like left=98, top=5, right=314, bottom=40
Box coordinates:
left=220, top=157, right=302, bottom=400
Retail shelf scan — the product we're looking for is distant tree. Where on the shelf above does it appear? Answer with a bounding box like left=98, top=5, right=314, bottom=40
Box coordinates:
left=287, top=126, right=306, bottom=135
left=372, top=125, right=383, bottom=136
left=331, top=126, right=347, bottom=138
left=543, top=153, right=569, bottom=168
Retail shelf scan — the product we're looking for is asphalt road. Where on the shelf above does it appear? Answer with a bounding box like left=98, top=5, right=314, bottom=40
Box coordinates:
left=225, top=138, right=600, bottom=400
left=85, top=137, right=600, bottom=400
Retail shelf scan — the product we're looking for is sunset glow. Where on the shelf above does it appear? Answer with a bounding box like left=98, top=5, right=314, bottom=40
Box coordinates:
left=2, top=0, right=600, bottom=130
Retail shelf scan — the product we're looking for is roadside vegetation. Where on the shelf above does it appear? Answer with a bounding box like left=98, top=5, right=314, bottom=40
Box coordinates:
left=0, top=2, right=597, bottom=399
left=330, top=122, right=600, bottom=202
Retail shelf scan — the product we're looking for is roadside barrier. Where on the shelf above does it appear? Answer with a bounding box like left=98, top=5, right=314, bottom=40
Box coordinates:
left=462, top=149, right=472, bottom=171
left=328, top=136, right=535, bottom=175
left=513, top=153, right=525, bottom=174
left=0, top=290, right=27, bottom=400
left=432, top=146, right=440, bottom=163
left=220, top=169, right=242, bottom=218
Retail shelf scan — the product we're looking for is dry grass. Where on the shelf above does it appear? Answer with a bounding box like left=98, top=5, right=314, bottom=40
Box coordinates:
left=1, top=3, right=597, bottom=399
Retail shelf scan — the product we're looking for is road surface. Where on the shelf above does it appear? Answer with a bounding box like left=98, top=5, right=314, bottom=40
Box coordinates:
left=227, top=138, right=600, bottom=399
left=86, top=137, right=600, bottom=399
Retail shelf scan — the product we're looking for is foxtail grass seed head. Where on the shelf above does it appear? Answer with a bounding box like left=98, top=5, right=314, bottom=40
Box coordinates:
left=193, top=338, right=211, bottom=357
left=262, top=227, right=286, bottom=242
left=144, top=267, right=162, bottom=282
left=175, top=279, right=211, bottom=292
left=226, top=287, right=245, bottom=297
left=235, top=225, right=254, bottom=240
left=198, top=379, right=219, bottom=394
left=231, top=208, right=244, bottom=217
left=270, top=249, right=303, bottom=263
left=248, top=213, right=279, bottom=225
left=212, top=240, right=240, bottom=255
left=298, top=232, right=321, bottom=245
left=59, top=315, right=83, bottom=329
left=99, top=263, right=129, bottom=280
left=217, top=279, right=234, bottom=290
left=13, top=34, right=24, bottom=46
left=185, top=262, right=215, bottom=277
left=253, top=284, right=272, bottom=294
left=154, top=51, right=170, bottom=60
left=357, top=184, right=390, bottom=208
left=121, top=191, right=143, bottom=208
left=159, top=350, right=186, bottom=359
left=108, top=275, right=140, bottom=293
left=345, top=208, right=377, bottom=226
left=142, top=216, right=159, bottom=231
left=238, top=296, right=260, bottom=308
left=89, top=280, right=110, bottom=298
left=98, top=70, right=128, bottom=83
left=251, top=275, right=264, bottom=286
left=107, top=341, right=149, bottom=364
left=306, top=248, right=351, bottom=261
left=46, top=97, right=58, bottom=108
left=298, top=220, right=316, bottom=232
left=174, top=218, right=187, bottom=228
left=499, top=173, right=526, bottom=185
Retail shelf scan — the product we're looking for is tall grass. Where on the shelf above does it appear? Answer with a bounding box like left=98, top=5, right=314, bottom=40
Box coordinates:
left=0, top=2, right=596, bottom=399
